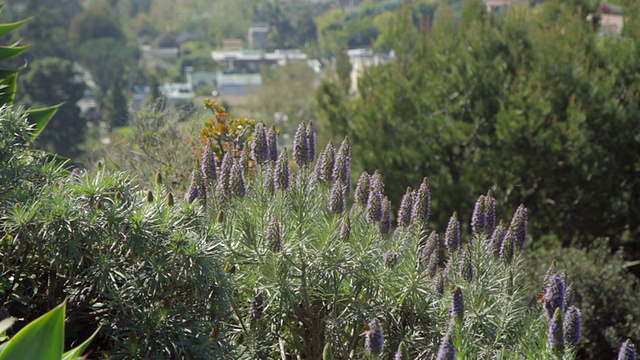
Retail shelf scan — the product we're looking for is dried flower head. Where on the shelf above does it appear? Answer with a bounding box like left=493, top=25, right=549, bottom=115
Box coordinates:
left=250, top=123, right=268, bottom=164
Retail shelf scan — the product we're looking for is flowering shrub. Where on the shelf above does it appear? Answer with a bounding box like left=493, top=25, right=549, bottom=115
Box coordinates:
left=182, top=106, right=625, bottom=359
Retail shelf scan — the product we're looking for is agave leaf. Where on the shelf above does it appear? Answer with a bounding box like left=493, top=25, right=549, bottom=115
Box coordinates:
left=26, top=104, right=61, bottom=140
left=0, top=301, right=65, bottom=360
left=0, top=45, right=29, bottom=63
left=61, top=326, right=100, bottom=360
left=0, top=18, right=30, bottom=37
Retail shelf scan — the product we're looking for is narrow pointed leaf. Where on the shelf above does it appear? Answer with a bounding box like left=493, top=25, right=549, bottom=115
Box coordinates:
left=0, top=73, right=16, bottom=105
left=62, top=326, right=100, bottom=360
left=26, top=104, right=61, bottom=139
left=0, top=45, right=29, bottom=62
left=0, top=301, right=65, bottom=360
left=0, top=18, right=31, bottom=37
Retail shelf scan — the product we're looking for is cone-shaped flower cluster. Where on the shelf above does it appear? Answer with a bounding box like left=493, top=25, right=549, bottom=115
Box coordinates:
left=217, top=152, right=233, bottom=196
left=563, top=306, right=581, bottom=346
left=275, top=148, right=290, bottom=190
left=250, top=294, right=264, bottom=321
left=450, top=287, right=464, bottom=325
left=397, top=187, right=413, bottom=228
left=421, top=231, right=440, bottom=277
left=366, top=171, right=384, bottom=222
left=229, top=159, right=246, bottom=197
left=329, top=179, right=345, bottom=213
left=354, top=171, right=370, bottom=205
left=618, top=339, right=637, bottom=360
left=444, top=212, right=460, bottom=251
left=185, top=169, right=200, bottom=203
left=548, top=308, right=564, bottom=355
left=411, top=178, right=430, bottom=226
left=379, top=196, right=392, bottom=234
left=266, top=125, right=278, bottom=162
left=293, top=121, right=309, bottom=168
left=458, top=248, right=474, bottom=281
left=470, top=190, right=495, bottom=233
left=364, top=319, right=383, bottom=355
left=332, top=137, right=351, bottom=196
left=383, top=249, right=399, bottom=269
left=544, top=273, right=565, bottom=319
left=267, top=218, right=282, bottom=252
left=202, top=143, right=217, bottom=184
left=313, top=141, right=335, bottom=183
left=436, top=333, right=456, bottom=360
left=250, top=123, right=268, bottom=164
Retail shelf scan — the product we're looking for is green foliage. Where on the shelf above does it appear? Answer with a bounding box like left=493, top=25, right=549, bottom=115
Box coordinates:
left=180, top=111, right=570, bottom=358
left=0, top=106, right=232, bottom=358
left=0, top=300, right=98, bottom=360
left=317, top=0, right=640, bottom=255
left=524, top=243, right=640, bottom=359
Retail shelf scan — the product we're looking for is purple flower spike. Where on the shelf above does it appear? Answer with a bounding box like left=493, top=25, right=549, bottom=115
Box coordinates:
left=397, top=187, right=413, bottom=227
left=484, top=190, right=496, bottom=233
left=202, top=143, right=217, bottom=184
left=548, top=308, right=564, bottom=355
left=618, top=339, right=637, bottom=360
left=411, top=178, right=430, bottom=225
left=490, top=221, right=507, bottom=257
left=450, top=287, right=464, bottom=324
left=544, top=273, right=565, bottom=318
left=564, top=306, right=581, bottom=346
left=250, top=123, right=268, bottom=164
left=293, top=121, right=309, bottom=168
left=230, top=159, right=246, bottom=197
left=364, top=319, right=383, bottom=355
left=420, top=231, right=440, bottom=266
left=366, top=186, right=383, bottom=222
left=275, top=148, right=290, bottom=190
left=499, top=229, right=515, bottom=264
left=508, top=204, right=528, bottom=250
left=267, top=218, right=282, bottom=252
left=379, top=196, right=392, bottom=234
left=339, top=216, right=351, bottom=240
left=306, top=121, right=315, bottom=164
left=458, top=248, right=474, bottom=281
left=384, top=249, right=399, bottom=269
left=471, top=195, right=486, bottom=233
left=354, top=171, right=370, bottom=205
left=431, top=270, right=446, bottom=294
left=564, top=285, right=575, bottom=309
left=313, top=140, right=335, bottom=183
left=250, top=294, right=264, bottom=321
left=266, top=125, right=279, bottom=162
left=445, top=212, right=460, bottom=251
left=185, top=169, right=199, bottom=203
left=436, top=333, right=456, bottom=360
left=217, top=152, right=233, bottom=196
left=329, top=179, right=345, bottom=213
left=332, top=136, right=351, bottom=196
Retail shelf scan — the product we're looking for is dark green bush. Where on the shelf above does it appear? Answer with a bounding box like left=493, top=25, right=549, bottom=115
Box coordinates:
left=0, top=106, right=231, bottom=359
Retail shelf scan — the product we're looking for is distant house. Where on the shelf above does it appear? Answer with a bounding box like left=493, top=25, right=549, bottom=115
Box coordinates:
left=248, top=24, right=270, bottom=50
left=598, top=3, right=624, bottom=35
left=485, top=0, right=511, bottom=13
left=346, top=48, right=395, bottom=94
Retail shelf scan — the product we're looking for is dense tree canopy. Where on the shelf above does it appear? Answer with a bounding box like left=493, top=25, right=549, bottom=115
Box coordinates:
left=317, top=0, right=640, bottom=258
